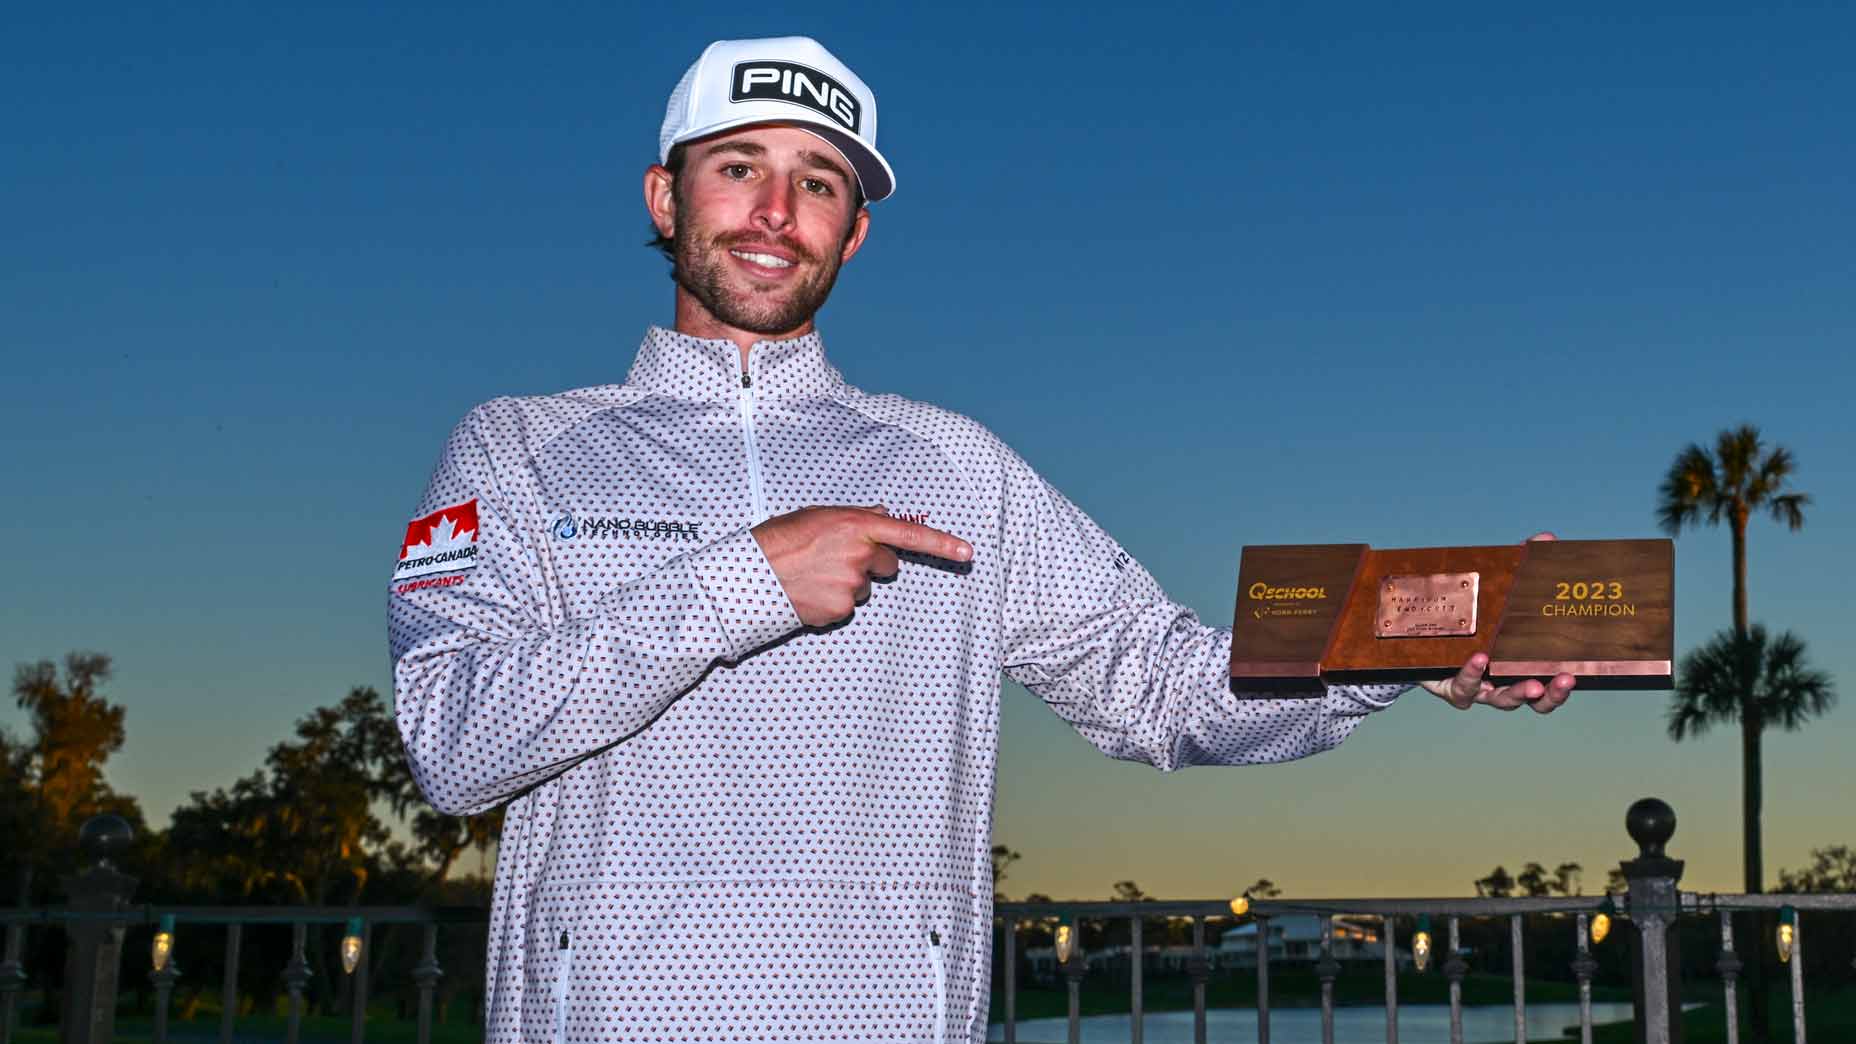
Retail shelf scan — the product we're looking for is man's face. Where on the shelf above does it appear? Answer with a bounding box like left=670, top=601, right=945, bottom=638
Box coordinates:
left=648, top=125, right=869, bottom=340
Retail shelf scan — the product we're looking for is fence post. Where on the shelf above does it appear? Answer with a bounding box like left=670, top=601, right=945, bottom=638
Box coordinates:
left=149, top=952, right=181, bottom=1044
left=60, top=815, right=139, bottom=1044
left=1, top=873, right=28, bottom=1044
left=1621, top=798, right=1685, bottom=1044
left=413, top=923, right=443, bottom=1044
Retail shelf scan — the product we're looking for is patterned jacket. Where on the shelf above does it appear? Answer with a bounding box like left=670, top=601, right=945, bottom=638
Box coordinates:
left=389, top=326, right=1402, bottom=1043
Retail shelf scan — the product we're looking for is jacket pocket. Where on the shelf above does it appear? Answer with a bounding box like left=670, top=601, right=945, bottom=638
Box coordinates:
left=522, top=878, right=964, bottom=1041
left=927, top=929, right=949, bottom=1042
left=516, top=905, right=579, bottom=1044
left=553, top=930, right=573, bottom=1044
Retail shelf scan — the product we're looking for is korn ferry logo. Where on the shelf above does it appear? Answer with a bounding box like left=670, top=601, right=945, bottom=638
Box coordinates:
left=396, top=500, right=480, bottom=580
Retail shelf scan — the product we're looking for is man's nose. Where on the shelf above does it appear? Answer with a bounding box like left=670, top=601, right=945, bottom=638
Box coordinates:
left=751, top=178, right=795, bottom=232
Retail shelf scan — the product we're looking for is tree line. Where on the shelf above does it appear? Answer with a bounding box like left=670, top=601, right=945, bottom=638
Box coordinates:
left=4, top=654, right=502, bottom=1024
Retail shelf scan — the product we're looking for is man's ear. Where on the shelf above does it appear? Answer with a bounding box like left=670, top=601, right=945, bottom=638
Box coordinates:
left=644, top=165, right=676, bottom=239
left=839, top=206, right=871, bottom=264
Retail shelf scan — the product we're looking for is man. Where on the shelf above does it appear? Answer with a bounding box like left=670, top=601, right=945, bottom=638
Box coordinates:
left=389, top=36, right=1574, bottom=1044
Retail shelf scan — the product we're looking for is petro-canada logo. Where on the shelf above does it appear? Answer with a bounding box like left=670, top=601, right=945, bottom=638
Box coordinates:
left=395, top=500, right=481, bottom=580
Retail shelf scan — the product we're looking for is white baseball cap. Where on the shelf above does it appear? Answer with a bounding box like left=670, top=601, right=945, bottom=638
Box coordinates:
left=659, top=36, right=895, bottom=203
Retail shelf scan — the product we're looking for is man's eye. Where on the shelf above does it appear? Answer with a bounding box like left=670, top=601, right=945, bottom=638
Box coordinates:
left=800, top=178, right=834, bottom=196
left=722, top=163, right=753, bottom=179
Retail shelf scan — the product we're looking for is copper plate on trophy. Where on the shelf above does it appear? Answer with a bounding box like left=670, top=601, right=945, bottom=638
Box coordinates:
left=1230, top=539, right=1674, bottom=691
left=1376, top=572, right=1480, bottom=638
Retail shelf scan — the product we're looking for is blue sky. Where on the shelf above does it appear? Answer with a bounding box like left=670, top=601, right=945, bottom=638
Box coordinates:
left=4, top=2, right=1852, bottom=899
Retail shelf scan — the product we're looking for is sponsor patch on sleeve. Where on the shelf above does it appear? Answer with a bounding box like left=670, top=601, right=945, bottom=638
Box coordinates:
left=394, top=499, right=480, bottom=583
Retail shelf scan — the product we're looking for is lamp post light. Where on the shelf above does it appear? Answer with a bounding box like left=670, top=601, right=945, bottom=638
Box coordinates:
left=1591, top=895, right=1617, bottom=946
left=151, top=914, right=175, bottom=973
left=1057, top=921, right=1086, bottom=1044
left=341, top=917, right=365, bottom=975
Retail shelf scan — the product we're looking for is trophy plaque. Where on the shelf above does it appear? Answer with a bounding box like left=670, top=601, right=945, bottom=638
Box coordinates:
left=1229, top=539, right=1674, bottom=690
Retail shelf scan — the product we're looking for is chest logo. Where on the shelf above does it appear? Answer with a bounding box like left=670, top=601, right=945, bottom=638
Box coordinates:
left=552, top=515, right=703, bottom=543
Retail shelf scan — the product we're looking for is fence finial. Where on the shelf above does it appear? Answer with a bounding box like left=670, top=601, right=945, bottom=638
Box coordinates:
left=77, top=814, right=135, bottom=869
left=1625, top=797, right=1676, bottom=859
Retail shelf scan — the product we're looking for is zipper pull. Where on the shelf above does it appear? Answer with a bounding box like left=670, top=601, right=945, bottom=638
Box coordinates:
left=930, top=930, right=941, bottom=947
left=740, top=372, right=752, bottom=389
left=559, top=931, right=570, bottom=950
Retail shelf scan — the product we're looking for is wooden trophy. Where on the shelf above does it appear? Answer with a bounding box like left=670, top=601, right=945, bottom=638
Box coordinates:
left=1229, top=539, right=1674, bottom=691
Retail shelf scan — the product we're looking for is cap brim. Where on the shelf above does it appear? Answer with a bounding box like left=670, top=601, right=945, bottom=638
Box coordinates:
left=669, top=116, right=894, bottom=203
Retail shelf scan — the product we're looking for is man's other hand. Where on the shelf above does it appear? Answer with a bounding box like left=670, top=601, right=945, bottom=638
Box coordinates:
left=1420, top=652, right=1576, bottom=712
left=753, top=506, right=973, bottom=627
left=1418, top=531, right=1576, bottom=713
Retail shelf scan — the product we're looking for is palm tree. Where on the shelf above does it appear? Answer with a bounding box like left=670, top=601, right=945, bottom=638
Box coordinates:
left=1657, top=425, right=1809, bottom=641
left=1671, top=625, right=1835, bottom=738
left=1656, top=424, right=1810, bottom=896
left=1669, top=625, right=1837, bottom=877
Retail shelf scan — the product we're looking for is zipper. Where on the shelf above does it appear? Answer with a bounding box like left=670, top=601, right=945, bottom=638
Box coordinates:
left=927, top=930, right=948, bottom=1043
left=552, top=931, right=572, bottom=1044
left=736, top=368, right=769, bottom=524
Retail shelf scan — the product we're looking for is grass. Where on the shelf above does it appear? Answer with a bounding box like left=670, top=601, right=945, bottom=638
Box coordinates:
left=1584, top=983, right=1856, bottom=1044
left=15, top=980, right=1848, bottom=1041
left=988, top=976, right=1856, bottom=1043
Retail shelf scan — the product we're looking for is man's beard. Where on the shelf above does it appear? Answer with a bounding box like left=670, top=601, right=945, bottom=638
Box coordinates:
left=673, top=226, right=845, bottom=336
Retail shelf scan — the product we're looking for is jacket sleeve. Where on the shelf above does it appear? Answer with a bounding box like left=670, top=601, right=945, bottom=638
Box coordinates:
left=388, top=405, right=801, bottom=815
left=996, top=448, right=1404, bottom=771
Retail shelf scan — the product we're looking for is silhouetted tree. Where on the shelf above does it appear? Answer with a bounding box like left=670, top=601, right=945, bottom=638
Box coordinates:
left=1552, top=862, right=1584, bottom=896
left=1777, top=846, right=1856, bottom=892
left=989, top=844, right=1022, bottom=894
left=1110, top=880, right=1148, bottom=903
left=1475, top=865, right=1515, bottom=898
left=1241, top=877, right=1282, bottom=898
left=7, top=653, right=145, bottom=889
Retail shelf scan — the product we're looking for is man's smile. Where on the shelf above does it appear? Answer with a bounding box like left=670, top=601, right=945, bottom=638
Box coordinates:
left=728, top=247, right=796, bottom=272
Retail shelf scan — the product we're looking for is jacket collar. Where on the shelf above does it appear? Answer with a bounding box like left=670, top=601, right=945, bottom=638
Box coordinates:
left=625, top=325, right=853, bottom=404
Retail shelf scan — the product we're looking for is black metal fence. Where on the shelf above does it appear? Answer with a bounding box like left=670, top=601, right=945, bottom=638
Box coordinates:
left=3, top=798, right=1851, bottom=1044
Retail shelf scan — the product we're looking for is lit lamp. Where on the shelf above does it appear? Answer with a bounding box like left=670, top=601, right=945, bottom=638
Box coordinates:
left=1228, top=893, right=1250, bottom=918
left=1412, top=915, right=1433, bottom=973
left=1054, top=923, right=1075, bottom=964
left=1777, top=906, right=1796, bottom=964
left=151, top=914, right=176, bottom=972
left=1590, top=896, right=1616, bottom=946
left=341, top=917, right=365, bottom=975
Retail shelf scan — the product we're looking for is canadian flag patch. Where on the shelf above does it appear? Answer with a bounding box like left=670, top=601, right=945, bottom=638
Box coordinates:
left=395, top=500, right=481, bottom=579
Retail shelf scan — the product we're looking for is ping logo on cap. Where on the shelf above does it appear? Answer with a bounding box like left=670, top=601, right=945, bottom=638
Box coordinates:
left=730, top=61, right=860, bottom=133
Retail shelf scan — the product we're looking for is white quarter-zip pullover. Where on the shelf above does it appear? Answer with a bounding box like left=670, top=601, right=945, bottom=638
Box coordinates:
left=389, top=326, right=1402, bottom=1043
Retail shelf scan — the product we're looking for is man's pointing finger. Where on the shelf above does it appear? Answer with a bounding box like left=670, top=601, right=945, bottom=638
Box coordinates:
left=864, top=515, right=973, bottom=562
